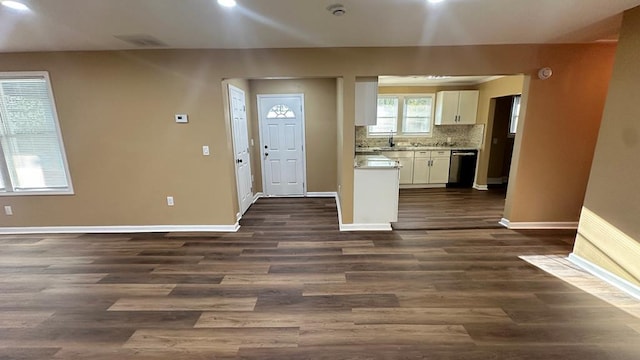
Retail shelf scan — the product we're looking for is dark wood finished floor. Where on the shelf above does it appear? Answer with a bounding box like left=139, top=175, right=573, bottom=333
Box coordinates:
left=394, top=187, right=507, bottom=230
left=1, top=197, right=640, bottom=359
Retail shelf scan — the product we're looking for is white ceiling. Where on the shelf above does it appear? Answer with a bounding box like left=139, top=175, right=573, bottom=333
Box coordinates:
left=0, top=0, right=639, bottom=52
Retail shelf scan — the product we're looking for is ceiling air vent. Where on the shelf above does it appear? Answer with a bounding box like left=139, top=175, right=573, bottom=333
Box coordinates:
left=114, top=34, right=168, bottom=47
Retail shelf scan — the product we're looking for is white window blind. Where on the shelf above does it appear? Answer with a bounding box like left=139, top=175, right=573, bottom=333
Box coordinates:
left=402, top=96, right=433, bottom=134
left=509, top=95, right=521, bottom=135
left=0, top=73, right=72, bottom=194
left=368, top=96, right=399, bottom=134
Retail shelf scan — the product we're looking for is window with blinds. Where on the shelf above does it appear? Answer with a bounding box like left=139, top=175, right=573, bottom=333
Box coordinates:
left=0, top=72, right=73, bottom=195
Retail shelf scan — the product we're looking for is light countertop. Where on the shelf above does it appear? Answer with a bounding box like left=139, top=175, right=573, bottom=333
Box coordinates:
left=355, top=144, right=480, bottom=153
left=354, top=155, right=400, bottom=169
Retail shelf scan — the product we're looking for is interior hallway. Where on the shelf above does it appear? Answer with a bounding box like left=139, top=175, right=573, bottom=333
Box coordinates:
left=0, top=197, right=639, bottom=359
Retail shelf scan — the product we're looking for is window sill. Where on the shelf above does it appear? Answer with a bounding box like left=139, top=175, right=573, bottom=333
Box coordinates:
left=0, top=190, right=74, bottom=196
left=367, top=133, right=433, bottom=138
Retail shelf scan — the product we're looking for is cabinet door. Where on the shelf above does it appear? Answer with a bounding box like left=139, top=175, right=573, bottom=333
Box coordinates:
left=412, top=157, right=430, bottom=184
left=355, top=79, right=378, bottom=126
left=397, top=157, right=414, bottom=184
left=457, top=90, right=479, bottom=124
left=435, top=91, right=460, bottom=125
left=429, top=156, right=451, bottom=184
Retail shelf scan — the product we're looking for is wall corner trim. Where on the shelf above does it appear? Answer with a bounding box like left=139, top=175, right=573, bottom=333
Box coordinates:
left=473, top=183, right=489, bottom=191
left=499, top=218, right=578, bottom=230
left=252, top=192, right=264, bottom=203
left=0, top=224, right=240, bottom=235
left=568, top=253, right=640, bottom=300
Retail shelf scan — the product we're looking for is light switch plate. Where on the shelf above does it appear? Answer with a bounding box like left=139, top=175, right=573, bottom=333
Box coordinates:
left=4, top=206, right=12, bottom=215
left=175, top=114, right=188, bottom=123
left=202, top=145, right=210, bottom=156
left=166, top=196, right=174, bottom=206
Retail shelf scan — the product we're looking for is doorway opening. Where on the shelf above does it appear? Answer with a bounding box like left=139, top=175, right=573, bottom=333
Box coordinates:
left=486, top=95, right=520, bottom=189
left=355, top=74, right=525, bottom=230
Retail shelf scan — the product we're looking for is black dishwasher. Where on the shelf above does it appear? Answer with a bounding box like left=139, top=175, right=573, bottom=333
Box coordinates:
left=447, top=150, right=478, bottom=188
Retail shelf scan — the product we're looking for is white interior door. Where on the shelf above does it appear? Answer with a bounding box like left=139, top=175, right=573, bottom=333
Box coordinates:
left=229, top=85, right=253, bottom=216
left=257, top=94, right=306, bottom=196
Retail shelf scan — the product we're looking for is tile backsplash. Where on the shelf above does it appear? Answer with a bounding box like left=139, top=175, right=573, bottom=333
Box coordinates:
left=355, top=124, right=485, bottom=148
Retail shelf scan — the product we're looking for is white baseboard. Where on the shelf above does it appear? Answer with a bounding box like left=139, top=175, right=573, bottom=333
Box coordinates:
left=340, top=223, right=392, bottom=231
left=306, top=192, right=338, bottom=198
left=400, top=184, right=446, bottom=189
left=568, top=253, right=640, bottom=300
left=252, top=192, right=264, bottom=203
left=236, top=212, right=242, bottom=222
left=473, top=183, right=488, bottom=191
left=499, top=218, right=578, bottom=230
left=0, top=224, right=240, bottom=235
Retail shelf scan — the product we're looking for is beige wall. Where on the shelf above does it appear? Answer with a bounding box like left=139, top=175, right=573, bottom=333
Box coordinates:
left=248, top=78, right=338, bottom=193
left=0, top=44, right=616, bottom=228
left=504, top=45, right=615, bottom=223
left=574, top=6, right=640, bottom=285
left=475, top=76, right=525, bottom=186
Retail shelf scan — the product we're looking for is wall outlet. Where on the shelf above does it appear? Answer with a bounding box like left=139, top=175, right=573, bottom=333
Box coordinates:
left=4, top=206, right=12, bottom=215
left=166, top=196, right=174, bottom=206
left=175, top=114, right=188, bottom=123
left=202, top=145, right=210, bottom=156
left=251, top=138, right=254, bottom=146
left=447, top=137, right=452, bottom=143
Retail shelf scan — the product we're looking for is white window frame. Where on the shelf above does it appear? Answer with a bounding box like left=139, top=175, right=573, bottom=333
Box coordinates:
left=0, top=71, right=74, bottom=196
left=367, top=93, right=435, bottom=137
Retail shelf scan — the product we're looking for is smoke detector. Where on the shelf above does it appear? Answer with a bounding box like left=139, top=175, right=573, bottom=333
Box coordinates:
left=327, top=4, right=346, bottom=16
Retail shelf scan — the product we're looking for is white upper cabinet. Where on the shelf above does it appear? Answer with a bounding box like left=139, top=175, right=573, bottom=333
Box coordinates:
left=355, top=78, right=378, bottom=126
left=435, top=90, right=479, bottom=125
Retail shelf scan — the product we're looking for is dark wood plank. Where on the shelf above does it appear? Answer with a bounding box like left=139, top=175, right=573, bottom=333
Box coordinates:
left=0, top=195, right=636, bottom=359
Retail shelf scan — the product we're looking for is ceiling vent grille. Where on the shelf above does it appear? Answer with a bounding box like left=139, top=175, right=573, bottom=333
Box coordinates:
left=114, top=35, right=168, bottom=47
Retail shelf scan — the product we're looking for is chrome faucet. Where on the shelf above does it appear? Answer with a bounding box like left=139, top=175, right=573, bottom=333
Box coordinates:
left=388, top=132, right=395, bottom=147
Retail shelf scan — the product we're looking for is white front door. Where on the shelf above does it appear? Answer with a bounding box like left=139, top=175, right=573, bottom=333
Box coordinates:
left=257, top=94, right=306, bottom=196
left=229, top=85, right=253, bottom=216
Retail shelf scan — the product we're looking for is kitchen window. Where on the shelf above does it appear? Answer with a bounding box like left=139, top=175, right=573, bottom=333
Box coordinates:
left=509, top=95, right=521, bottom=136
left=368, top=94, right=435, bottom=137
left=0, top=72, right=73, bottom=195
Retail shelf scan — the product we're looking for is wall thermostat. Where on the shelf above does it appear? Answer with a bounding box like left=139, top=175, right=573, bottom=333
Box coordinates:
left=175, top=114, right=188, bottom=123
left=538, top=67, right=553, bottom=80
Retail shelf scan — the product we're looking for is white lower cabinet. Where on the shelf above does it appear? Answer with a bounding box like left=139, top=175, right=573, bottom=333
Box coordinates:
left=412, top=150, right=451, bottom=185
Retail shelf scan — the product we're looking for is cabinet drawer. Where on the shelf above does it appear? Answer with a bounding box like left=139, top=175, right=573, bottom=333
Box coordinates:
left=432, top=150, right=451, bottom=157
left=414, top=151, right=431, bottom=158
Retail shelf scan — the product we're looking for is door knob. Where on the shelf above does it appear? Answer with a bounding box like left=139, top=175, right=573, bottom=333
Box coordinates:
left=265, top=153, right=269, bottom=157
left=236, top=159, right=243, bottom=163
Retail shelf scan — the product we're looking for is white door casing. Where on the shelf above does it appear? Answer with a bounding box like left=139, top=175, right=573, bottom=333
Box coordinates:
left=229, top=85, right=253, bottom=216
left=257, top=94, right=306, bottom=196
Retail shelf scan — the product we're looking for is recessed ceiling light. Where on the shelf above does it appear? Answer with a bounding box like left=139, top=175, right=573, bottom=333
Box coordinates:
left=217, top=0, right=236, bottom=8
left=427, top=0, right=445, bottom=4
left=1, top=1, right=29, bottom=11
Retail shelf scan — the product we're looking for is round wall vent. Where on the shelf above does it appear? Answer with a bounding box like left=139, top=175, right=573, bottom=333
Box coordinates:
left=327, top=4, right=346, bottom=16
